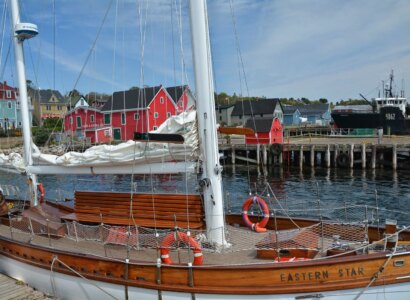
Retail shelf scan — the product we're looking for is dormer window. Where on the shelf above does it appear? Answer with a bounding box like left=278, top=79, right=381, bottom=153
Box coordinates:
left=6, top=90, right=11, bottom=98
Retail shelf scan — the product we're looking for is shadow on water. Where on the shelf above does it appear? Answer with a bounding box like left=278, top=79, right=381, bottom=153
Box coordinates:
left=1, top=165, right=409, bottom=224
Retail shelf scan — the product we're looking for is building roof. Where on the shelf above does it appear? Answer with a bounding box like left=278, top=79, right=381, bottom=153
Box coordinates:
left=0, top=82, right=16, bottom=91
left=67, top=95, right=88, bottom=107
left=231, top=98, right=281, bottom=116
left=283, top=106, right=300, bottom=114
left=101, top=86, right=161, bottom=111
left=166, top=85, right=187, bottom=104
left=244, top=117, right=275, bottom=133
left=297, top=104, right=329, bottom=115
left=30, top=89, right=65, bottom=104
left=216, top=104, right=235, bottom=109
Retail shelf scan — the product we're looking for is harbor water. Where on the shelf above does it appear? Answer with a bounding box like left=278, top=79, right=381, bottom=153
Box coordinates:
left=1, top=165, right=409, bottom=225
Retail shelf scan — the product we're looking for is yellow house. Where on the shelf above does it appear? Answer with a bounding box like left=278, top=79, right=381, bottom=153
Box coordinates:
left=28, top=88, right=67, bottom=125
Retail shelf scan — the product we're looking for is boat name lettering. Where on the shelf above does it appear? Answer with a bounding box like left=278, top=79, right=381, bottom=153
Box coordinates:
left=338, top=267, right=364, bottom=277
left=280, top=267, right=364, bottom=282
left=280, top=270, right=329, bottom=282
left=386, top=113, right=395, bottom=120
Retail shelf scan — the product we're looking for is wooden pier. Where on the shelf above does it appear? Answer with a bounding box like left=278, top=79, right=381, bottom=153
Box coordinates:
left=219, top=135, right=410, bottom=170
left=0, top=273, right=55, bottom=299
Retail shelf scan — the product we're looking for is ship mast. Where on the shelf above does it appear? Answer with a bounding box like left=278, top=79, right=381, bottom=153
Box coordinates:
left=10, top=0, right=39, bottom=206
left=188, top=0, right=227, bottom=246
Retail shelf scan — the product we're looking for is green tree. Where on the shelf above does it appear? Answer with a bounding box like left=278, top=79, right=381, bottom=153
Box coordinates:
left=43, top=118, right=63, bottom=131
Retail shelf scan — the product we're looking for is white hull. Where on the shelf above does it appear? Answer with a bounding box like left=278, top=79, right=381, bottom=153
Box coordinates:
left=1, top=255, right=409, bottom=300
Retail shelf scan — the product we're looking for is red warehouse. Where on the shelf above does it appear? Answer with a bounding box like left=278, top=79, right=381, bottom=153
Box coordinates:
left=244, top=117, right=283, bottom=145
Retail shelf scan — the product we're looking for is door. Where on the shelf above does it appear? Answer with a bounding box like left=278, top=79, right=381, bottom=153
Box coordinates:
left=113, top=128, right=121, bottom=140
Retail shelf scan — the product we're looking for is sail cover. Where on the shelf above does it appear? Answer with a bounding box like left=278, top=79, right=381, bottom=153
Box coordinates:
left=0, top=111, right=199, bottom=174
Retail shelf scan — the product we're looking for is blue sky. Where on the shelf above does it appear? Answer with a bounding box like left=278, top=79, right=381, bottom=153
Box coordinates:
left=1, top=0, right=410, bottom=103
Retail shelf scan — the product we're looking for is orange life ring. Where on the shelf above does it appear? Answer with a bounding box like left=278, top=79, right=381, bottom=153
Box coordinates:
left=160, top=231, right=203, bottom=265
left=37, top=183, right=45, bottom=204
left=242, top=195, right=269, bottom=233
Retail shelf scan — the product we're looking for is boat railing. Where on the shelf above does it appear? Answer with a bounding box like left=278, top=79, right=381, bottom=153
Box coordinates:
left=1, top=204, right=409, bottom=265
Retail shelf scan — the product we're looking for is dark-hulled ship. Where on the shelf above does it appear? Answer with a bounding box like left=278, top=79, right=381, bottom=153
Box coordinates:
left=332, top=70, right=410, bottom=135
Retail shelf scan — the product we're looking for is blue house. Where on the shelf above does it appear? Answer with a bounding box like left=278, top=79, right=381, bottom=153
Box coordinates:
left=283, top=106, right=301, bottom=125
left=0, top=81, right=33, bottom=131
left=298, top=104, right=331, bottom=125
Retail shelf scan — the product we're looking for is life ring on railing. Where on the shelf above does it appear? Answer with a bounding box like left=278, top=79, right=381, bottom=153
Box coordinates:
left=160, top=231, right=203, bottom=265
left=242, top=196, right=269, bottom=233
left=37, top=183, right=45, bottom=204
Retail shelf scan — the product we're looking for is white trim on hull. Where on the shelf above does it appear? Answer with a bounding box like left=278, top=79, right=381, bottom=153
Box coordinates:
left=1, top=255, right=410, bottom=300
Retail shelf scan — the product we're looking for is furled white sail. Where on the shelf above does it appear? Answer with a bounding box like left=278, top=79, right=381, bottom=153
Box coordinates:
left=1, top=111, right=199, bottom=175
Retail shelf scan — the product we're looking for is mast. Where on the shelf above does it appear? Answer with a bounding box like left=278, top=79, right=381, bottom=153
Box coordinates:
left=10, top=0, right=39, bottom=206
left=188, top=0, right=227, bottom=246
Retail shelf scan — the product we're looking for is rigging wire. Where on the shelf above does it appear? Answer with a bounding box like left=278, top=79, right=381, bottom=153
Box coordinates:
left=0, top=0, right=8, bottom=79
left=108, top=0, right=119, bottom=150
left=70, top=0, right=114, bottom=98
left=228, top=0, right=258, bottom=194
left=52, top=0, right=55, bottom=91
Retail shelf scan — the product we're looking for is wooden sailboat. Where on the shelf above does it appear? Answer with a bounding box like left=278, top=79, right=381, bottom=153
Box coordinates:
left=1, top=0, right=410, bottom=299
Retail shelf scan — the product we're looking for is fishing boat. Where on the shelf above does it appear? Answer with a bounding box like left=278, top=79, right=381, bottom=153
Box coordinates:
left=332, top=70, right=410, bottom=135
left=1, top=1, right=410, bottom=299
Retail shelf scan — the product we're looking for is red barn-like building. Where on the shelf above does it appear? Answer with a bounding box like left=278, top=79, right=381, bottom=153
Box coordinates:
left=244, top=117, right=283, bottom=145
left=64, top=85, right=191, bottom=143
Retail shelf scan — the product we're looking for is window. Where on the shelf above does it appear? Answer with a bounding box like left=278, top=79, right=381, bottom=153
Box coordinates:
left=46, top=105, right=51, bottom=110
left=7, top=102, right=12, bottom=109
left=160, top=97, right=164, bottom=104
left=153, top=126, right=158, bottom=130
left=121, top=112, right=126, bottom=125
left=18, top=122, right=22, bottom=127
left=70, top=117, right=73, bottom=124
left=154, top=112, right=159, bottom=119
left=104, top=114, right=111, bottom=124
left=6, top=90, right=11, bottom=98
left=167, top=112, right=171, bottom=118
left=90, top=115, right=95, bottom=123
left=57, top=105, right=62, bottom=111
left=76, top=116, right=82, bottom=128
left=16, top=101, right=20, bottom=109
left=104, top=130, right=110, bottom=136
left=134, top=113, right=140, bottom=120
